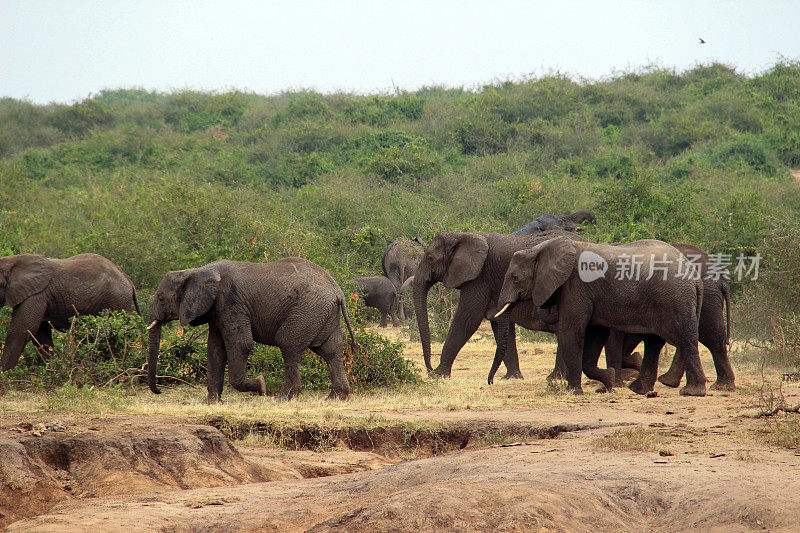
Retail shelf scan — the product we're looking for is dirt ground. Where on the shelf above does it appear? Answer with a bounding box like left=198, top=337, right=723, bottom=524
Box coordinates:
left=2, top=325, right=799, bottom=532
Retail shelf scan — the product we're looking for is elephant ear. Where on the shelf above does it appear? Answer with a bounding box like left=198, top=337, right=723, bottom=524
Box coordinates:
left=531, top=237, right=577, bottom=308
left=443, top=233, right=489, bottom=289
left=5, top=255, right=53, bottom=308
left=178, top=268, right=221, bottom=326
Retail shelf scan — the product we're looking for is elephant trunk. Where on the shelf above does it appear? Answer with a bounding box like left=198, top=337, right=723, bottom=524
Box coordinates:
left=488, top=314, right=510, bottom=384
left=413, top=273, right=434, bottom=372
left=147, top=322, right=163, bottom=394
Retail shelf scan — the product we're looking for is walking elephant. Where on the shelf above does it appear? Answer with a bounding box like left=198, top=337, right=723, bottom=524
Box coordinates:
left=147, top=257, right=355, bottom=402
left=512, top=210, right=596, bottom=235
left=399, top=275, right=415, bottom=319
left=495, top=237, right=707, bottom=396
left=413, top=230, right=585, bottom=379
left=349, top=275, right=400, bottom=327
left=382, top=238, right=424, bottom=320
left=604, top=243, right=734, bottom=390
left=0, top=253, right=140, bottom=371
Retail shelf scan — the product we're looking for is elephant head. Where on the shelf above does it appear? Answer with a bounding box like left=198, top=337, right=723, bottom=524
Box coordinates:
left=495, top=236, right=577, bottom=317
left=413, top=232, right=489, bottom=371
left=147, top=266, right=221, bottom=394
left=0, top=254, right=53, bottom=308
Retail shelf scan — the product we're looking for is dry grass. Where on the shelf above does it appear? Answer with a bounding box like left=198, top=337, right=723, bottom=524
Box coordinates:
left=592, top=427, right=671, bottom=453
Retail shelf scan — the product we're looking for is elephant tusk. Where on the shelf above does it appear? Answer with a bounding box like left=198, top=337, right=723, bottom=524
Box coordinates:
left=146, top=320, right=158, bottom=330
left=494, top=303, right=511, bottom=319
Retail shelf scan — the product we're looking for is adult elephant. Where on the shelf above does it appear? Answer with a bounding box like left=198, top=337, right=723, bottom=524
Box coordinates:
left=495, top=237, right=706, bottom=396
left=512, top=210, right=596, bottom=235
left=413, top=230, right=583, bottom=379
left=604, top=243, right=734, bottom=390
left=0, top=253, right=140, bottom=371
left=349, top=275, right=400, bottom=327
left=147, top=257, right=354, bottom=403
left=382, top=238, right=425, bottom=320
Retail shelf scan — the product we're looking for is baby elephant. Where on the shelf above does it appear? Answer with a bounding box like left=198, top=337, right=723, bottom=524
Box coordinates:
left=147, top=257, right=355, bottom=402
left=349, top=275, right=400, bottom=327
left=0, top=253, right=140, bottom=370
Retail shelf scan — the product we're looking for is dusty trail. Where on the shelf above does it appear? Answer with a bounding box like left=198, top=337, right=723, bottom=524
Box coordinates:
left=2, top=327, right=799, bottom=531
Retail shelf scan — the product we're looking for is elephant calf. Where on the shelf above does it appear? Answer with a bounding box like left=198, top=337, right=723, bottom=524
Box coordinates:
left=349, top=276, right=400, bottom=327
left=147, top=257, right=355, bottom=402
left=0, top=253, right=140, bottom=370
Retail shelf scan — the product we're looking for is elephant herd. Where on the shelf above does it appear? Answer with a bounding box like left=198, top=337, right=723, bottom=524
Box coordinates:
left=0, top=209, right=734, bottom=402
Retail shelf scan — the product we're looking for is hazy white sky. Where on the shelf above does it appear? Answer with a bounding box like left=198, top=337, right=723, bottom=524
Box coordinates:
left=1, top=1, right=798, bottom=104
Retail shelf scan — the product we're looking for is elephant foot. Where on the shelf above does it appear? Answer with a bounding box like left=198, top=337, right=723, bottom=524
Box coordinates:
left=657, top=369, right=683, bottom=388
left=709, top=380, right=735, bottom=392
left=599, top=368, right=615, bottom=393
left=566, top=385, right=583, bottom=395
left=277, top=386, right=301, bottom=401
left=204, top=395, right=222, bottom=404
left=622, top=351, right=643, bottom=371
left=501, top=370, right=524, bottom=380
left=429, top=366, right=451, bottom=379
left=615, top=368, right=639, bottom=387
left=326, top=388, right=349, bottom=401
left=628, top=377, right=654, bottom=396
left=679, top=382, right=708, bottom=397
left=547, top=368, right=566, bottom=382
left=255, top=375, right=267, bottom=396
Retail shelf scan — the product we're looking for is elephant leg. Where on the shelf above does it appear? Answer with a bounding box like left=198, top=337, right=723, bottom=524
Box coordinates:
left=555, top=314, right=590, bottom=394
left=658, top=351, right=684, bottom=388
left=31, top=322, right=55, bottom=363
left=278, top=346, right=304, bottom=400
left=1, top=298, right=46, bottom=371
left=390, top=297, right=401, bottom=327
left=490, top=319, right=523, bottom=380
left=311, top=336, right=351, bottom=401
left=582, top=326, right=614, bottom=391
left=206, top=326, right=227, bottom=403
left=397, top=270, right=406, bottom=321
left=379, top=308, right=388, bottom=328
left=221, top=325, right=266, bottom=397
left=678, top=341, right=707, bottom=397
left=603, top=330, right=625, bottom=386
left=629, top=335, right=665, bottom=395
left=434, top=286, right=490, bottom=378
left=700, top=319, right=735, bottom=391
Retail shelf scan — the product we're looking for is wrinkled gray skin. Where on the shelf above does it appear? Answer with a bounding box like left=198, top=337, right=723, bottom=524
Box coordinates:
left=512, top=210, right=596, bottom=235
left=495, top=238, right=706, bottom=396
left=349, top=275, right=400, bottom=327
left=382, top=238, right=425, bottom=321
left=413, top=231, right=583, bottom=379
left=0, top=253, right=140, bottom=371
left=147, top=258, right=355, bottom=403
left=605, top=243, right=734, bottom=390
left=399, top=276, right=415, bottom=318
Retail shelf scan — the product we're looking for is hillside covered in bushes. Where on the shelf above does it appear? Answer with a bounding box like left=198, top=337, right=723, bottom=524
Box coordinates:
left=1, top=61, right=800, bottom=348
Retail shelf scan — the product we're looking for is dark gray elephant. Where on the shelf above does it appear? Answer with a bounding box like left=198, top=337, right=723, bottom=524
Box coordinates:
left=512, top=210, right=596, bottom=235
left=605, top=243, right=734, bottom=390
left=413, top=230, right=585, bottom=379
left=349, top=275, right=400, bottom=327
left=0, top=253, right=140, bottom=370
left=382, top=238, right=425, bottom=320
left=495, top=237, right=706, bottom=396
left=147, top=257, right=355, bottom=402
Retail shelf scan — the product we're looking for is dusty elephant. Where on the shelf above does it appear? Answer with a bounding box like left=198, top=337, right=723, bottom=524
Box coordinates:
left=495, top=237, right=706, bottom=396
left=349, top=275, right=400, bottom=327
left=147, top=257, right=355, bottom=402
left=604, top=243, right=734, bottom=390
left=511, top=210, right=596, bottom=235
left=0, top=253, right=140, bottom=370
left=413, top=230, right=585, bottom=379
left=382, top=238, right=425, bottom=320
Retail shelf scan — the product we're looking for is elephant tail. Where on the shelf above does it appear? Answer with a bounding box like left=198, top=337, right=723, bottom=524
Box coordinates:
left=339, top=298, right=358, bottom=354
left=721, top=279, right=732, bottom=345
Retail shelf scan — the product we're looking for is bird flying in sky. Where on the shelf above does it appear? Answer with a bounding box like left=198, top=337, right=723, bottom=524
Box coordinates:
left=698, top=37, right=706, bottom=44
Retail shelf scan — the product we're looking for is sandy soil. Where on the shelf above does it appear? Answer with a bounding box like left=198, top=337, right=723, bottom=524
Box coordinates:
left=3, top=325, right=800, bottom=532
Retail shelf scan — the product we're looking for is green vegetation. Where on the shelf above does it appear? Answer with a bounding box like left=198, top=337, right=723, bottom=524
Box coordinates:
left=2, top=61, right=800, bottom=375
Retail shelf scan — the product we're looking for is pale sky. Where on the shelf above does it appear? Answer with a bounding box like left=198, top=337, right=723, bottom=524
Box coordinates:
left=1, top=1, right=798, bottom=104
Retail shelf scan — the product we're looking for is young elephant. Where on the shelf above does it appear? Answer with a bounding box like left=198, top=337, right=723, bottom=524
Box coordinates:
left=147, top=257, right=355, bottom=402
left=349, top=275, right=400, bottom=327
left=0, top=253, right=140, bottom=370
left=495, top=237, right=706, bottom=396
